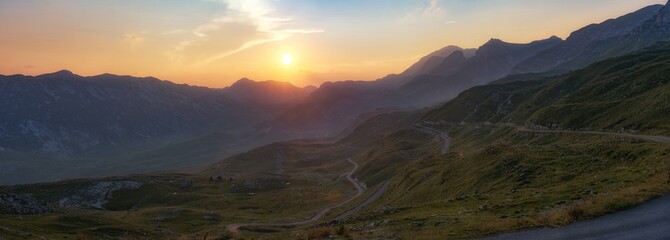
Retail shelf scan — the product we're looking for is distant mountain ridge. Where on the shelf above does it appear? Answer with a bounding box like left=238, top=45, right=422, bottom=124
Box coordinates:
left=260, top=37, right=562, bottom=137
left=400, top=45, right=476, bottom=77
left=4, top=1, right=670, bottom=185
left=0, top=72, right=311, bottom=157
left=398, top=36, right=563, bottom=106
left=270, top=1, right=670, bottom=138
left=262, top=80, right=405, bottom=137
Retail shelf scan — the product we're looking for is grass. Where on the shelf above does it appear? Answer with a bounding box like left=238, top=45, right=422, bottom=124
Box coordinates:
left=0, top=141, right=366, bottom=239
left=3, top=123, right=668, bottom=239
left=424, top=47, right=670, bottom=135
left=331, top=125, right=670, bottom=239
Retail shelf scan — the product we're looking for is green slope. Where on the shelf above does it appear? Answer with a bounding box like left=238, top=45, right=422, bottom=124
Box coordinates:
left=425, top=43, right=670, bottom=134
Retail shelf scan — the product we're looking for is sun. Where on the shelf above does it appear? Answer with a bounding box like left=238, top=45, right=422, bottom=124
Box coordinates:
left=281, top=53, right=293, bottom=65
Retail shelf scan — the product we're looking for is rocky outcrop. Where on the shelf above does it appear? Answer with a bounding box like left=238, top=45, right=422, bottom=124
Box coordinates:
left=400, top=45, right=476, bottom=77
left=57, top=180, right=142, bottom=209
left=0, top=194, right=53, bottom=215
left=429, top=51, right=468, bottom=76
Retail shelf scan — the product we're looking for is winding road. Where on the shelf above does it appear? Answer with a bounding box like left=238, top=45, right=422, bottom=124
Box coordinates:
left=333, top=180, right=391, bottom=221
left=414, top=124, right=451, bottom=154
left=518, top=128, right=670, bottom=144
left=227, top=158, right=365, bottom=233
left=227, top=123, right=669, bottom=237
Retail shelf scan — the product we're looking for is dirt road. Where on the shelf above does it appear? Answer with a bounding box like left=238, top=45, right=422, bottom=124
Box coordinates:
left=414, top=124, right=451, bottom=154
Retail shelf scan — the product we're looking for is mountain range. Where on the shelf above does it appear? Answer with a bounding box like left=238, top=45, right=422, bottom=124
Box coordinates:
left=2, top=1, right=670, bottom=184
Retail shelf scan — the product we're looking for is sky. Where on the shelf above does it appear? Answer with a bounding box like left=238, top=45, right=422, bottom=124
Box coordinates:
left=0, top=0, right=666, bottom=87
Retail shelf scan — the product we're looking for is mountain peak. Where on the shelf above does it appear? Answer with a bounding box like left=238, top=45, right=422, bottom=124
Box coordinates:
left=485, top=38, right=506, bottom=45
left=52, top=69, right=74, bottom=76
left=445, top=50, right=466, bottom=60
left=230, top=78, right=256, bottom=87
left=235, top=77, right=254, bottom=83
left=547, top=35, right=562, bottom=41
left=658, top=0, right=670, bottom=24
left=39, top=70, right=76, bottom=78
left=532, top=36, right=564, bottom=45
left=479, top=38, right=511, bottom=51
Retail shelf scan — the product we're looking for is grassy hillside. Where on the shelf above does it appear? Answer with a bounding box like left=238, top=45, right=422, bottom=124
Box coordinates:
left=337, top=125, right=670, bottom=239
left=337, top=110, right=424, bottom=148
left=0, top=140, right=364, bottom=239
left=425, top=44, right=670, bottom=134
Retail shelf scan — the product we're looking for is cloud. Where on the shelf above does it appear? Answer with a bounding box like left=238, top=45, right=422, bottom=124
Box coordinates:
left=402, top=0, right=448, bottom=22
left=123, top=33, right=146, bottom=47
left=174, top=0, right=323, bottom=66
left=162, top=29, right=188, bottom=35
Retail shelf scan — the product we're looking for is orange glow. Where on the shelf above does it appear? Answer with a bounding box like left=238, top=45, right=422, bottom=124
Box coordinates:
left=0, top=0, right=665, bottom=87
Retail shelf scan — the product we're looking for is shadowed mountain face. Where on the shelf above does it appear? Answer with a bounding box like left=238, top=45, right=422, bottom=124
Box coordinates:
left=1, top=71, right=232, bottom=156
left=425, top=42, right=670, bottom=134
left=374, top=46, right=477, bottom=90
left=427, top=51, right=468, bottom=77
left=0, top=72, right=317, bottom=184
left=0, top=72, right=312, bottom=157
left=262, top=81, right=405, bottom=137
left=399, top=36, right=564, bottom=106
left=587, top=2, right=670, bottom=64
left=222, top=78, right=316, bottom=119
left=400, top=45, right=476, bottom=77
left=514, top=3, right=668, bottom=73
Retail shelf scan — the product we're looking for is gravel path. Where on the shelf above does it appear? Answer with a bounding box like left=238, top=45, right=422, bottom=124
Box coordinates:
left=414, top=124, right=451, bottom=154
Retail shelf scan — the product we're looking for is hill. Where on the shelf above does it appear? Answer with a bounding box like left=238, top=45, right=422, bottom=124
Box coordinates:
left=424, top=42, right=670, bottom=135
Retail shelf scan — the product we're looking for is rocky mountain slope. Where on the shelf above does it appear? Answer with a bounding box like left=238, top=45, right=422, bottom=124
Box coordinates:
left=399, top=36, right=563, bottom=106
left=514, top=3, right=668, bottom=73
left=0, top=72, right=313, bottom=184
left=0, top=71, right=312, bottom=157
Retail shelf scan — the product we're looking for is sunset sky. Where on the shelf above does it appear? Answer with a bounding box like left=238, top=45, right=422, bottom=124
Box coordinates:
left=0, top=0, right=666, bottom=87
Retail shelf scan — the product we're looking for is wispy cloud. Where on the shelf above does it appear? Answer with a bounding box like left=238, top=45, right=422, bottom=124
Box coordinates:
left=162, top=29, right=188, bottom=35
left=174, top=0, right=323, bottom=66
left=122, top=32, right=146, bottom=47
left=402, top=0, right=448, bottom=22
